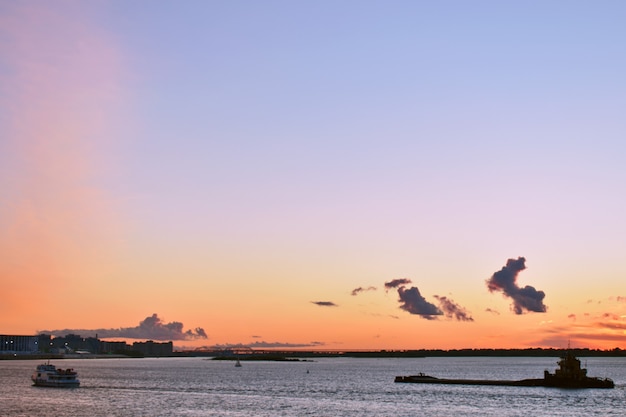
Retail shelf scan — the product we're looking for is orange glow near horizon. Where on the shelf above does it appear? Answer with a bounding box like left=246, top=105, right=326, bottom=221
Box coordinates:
left=0, top=2, right=127, bottom=330
left=1, top=2, right=625, bottom=352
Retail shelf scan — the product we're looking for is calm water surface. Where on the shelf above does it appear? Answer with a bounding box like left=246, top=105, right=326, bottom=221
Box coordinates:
left=1, top=356, right=625, bottom=416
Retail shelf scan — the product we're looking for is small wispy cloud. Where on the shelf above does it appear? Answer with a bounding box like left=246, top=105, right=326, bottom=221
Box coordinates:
left=351, top=286, right=377, bottom=296
left=532, top=312, right=626, bottom=348
left=311, top=301, right=338, bottom=307
left=384, top=278, right=412, bottom=291
left=434, top=295, right=474, bottom=322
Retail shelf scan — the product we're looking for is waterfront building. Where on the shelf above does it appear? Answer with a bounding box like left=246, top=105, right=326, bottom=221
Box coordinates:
left=0, top=335, right=39, bottom=353
left=133, top=340, right=173, bottom=356
left=101, top=340, right=130, bottom=354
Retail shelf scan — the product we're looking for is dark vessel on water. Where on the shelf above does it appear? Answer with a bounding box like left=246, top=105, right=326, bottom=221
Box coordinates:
left=395, top=350, right=614, bottom=389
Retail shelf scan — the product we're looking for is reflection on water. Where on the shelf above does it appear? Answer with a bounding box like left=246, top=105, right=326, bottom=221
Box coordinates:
left=1, top=357, right=625, bottom=416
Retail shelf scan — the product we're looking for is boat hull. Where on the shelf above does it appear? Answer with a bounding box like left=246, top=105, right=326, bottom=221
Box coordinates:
left=32, top=379, right=80, bottom=388
left=394, top=375, right=614, bottom=389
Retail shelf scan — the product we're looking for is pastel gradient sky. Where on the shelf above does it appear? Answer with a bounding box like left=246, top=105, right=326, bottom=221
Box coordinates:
left=2, top=0, right=625, bottom=350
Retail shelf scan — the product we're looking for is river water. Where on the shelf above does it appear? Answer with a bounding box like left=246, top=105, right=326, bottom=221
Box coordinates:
left=1, top=356, right=625, bottom=416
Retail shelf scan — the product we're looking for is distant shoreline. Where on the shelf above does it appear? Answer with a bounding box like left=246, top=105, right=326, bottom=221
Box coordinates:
left=185, top=347, right=626, bottom=359
left=3, top=347, right=624, bottom=361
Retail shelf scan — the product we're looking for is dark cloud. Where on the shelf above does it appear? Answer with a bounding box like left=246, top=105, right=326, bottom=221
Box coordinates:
left=41, top=314, right=208, bottom=341
left=387, top=279, right=473, bottom=322
left=384, top=278, right=412, bottom=290
left=434, top=295, right=474, bottom=321
left=486, top=257, right=547, bottom=314
left=351, top=286, right=377, bottom=296
left=397, top=286, right=442, bottom=319
left=311, top=301, right=338, bottom=307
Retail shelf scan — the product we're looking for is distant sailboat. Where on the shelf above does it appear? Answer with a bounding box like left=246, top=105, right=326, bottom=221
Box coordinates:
left=235, top=358, right=242, bottom=367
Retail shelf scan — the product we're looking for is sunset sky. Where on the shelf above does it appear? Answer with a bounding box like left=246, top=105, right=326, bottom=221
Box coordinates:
left=1, top=0, right=625, bottom=351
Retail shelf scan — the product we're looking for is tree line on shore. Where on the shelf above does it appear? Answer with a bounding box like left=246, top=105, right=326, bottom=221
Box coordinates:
left=188, top=347, right=625, bottom=359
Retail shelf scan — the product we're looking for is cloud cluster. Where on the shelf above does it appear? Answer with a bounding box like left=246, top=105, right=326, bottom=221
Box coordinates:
left=486, top=257, right=547, bottom=314
left=314, top=256, right=546, bottom=328
left=41, top=314, right=207, bottom=341
left=383, top=279, right=473, bottom=321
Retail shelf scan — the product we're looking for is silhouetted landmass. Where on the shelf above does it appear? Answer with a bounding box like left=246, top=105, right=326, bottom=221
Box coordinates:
left=4, top=347, right=625, bottom=361
left=190, top=347, right=626, bottom=360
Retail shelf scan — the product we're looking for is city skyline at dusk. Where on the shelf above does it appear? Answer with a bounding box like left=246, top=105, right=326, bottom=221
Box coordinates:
left=1, top=1, right=625, bottom=351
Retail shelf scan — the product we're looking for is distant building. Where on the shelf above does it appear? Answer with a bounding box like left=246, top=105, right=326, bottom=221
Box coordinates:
left=0, top=335, right=39, bottom=353
left=133, top=340, right=173, bottom=356
left=37, top=334, right=52, bottom=351
left=1, top=333, right=174, bottom=356
left=101, top=341, right=130, bottom=354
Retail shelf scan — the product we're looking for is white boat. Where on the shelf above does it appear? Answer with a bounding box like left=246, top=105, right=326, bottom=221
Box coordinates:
left=32, top=362, right=80, bottom=387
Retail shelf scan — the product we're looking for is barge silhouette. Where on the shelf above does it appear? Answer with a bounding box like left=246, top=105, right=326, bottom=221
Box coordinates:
left=395, top=350, right=614, bottom=389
